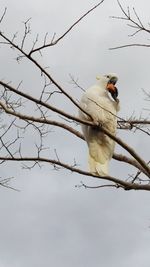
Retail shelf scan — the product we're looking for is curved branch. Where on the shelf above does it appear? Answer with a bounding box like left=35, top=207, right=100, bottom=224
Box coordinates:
left=29, top=0, right=105, bottom=55
left=0, top=156, right=150, bottom=191
left=110, top=43, right=150, bottom=50
left=78, top=183, right=119, bottom=189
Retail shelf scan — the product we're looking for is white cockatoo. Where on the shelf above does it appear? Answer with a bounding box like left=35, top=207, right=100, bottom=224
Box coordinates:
left=79, top=73, right=120, bottom=176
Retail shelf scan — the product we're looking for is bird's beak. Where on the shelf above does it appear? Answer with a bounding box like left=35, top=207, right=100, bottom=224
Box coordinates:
left=110, top=87, right=118, bottom=102
left=106, top=77, right=118, bottom=102
left=108, top=77, right=118, bottom=85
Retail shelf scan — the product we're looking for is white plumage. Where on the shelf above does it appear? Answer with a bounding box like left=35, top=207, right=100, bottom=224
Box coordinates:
left=79, top=74, right=120, bottom=176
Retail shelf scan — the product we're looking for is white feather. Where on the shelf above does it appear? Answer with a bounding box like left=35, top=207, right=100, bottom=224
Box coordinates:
left=79, top=74, right=120, bottom=176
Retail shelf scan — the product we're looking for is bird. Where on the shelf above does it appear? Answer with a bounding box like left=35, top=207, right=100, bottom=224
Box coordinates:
left=79, top=73, right=120, bottom=176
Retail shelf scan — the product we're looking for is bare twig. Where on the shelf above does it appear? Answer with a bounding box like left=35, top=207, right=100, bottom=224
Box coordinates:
left=116, top=0, right=150, bottom=34
left=69, top=74, right=85, bottom=92
left=110, top=43, right=150, bottom=50
left=21, top=18, right=31, bottom=49
left=0, top=177, right=19, bottom=191
left=0, top=7, right=7, bottom=24
left=76, top=181, right=119, bottom=189
left=110, top=0, right=150, bottom=50
left=29, top=0, right=105, bottom=55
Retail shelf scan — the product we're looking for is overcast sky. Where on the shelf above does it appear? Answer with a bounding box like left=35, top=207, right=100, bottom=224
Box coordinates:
left=0, top=0, right=150, bottom=267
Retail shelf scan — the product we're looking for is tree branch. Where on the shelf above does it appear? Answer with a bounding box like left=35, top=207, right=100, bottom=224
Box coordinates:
left=0, top=156, right=150, bottom=191
left=29, top=0, right=105, bottom=55
left=110, top=0, right=150, bottom=50
left=113, top=153, right=148, bottom=176
left=0, top=99, right=83, bottom=140
left=101, top=126, right=150, bottom=177
left=77, top=182, right=119, bottom=190
left=110, top=43, right=150, bottom=50
left=0, top=80, right=86, bottom=122
left=0, top=33, right=92, bottom=120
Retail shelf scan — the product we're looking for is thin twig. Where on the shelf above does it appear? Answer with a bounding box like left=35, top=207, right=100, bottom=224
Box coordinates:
left=110, top=0, right=150, bottom=50
left=76, top=181, right=119, bottom=189
left=0, top=7, right=7, bottom=24
left=29, top=0, right=105, bottom=55
left=110, top=43, right=150, bottom=50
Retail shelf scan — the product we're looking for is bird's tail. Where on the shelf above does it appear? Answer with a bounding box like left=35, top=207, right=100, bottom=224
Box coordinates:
left=88, top=153, right=108, bottom=176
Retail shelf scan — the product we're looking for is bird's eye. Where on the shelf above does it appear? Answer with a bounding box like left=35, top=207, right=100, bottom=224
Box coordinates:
left=106, top=75, right=110, bottom=78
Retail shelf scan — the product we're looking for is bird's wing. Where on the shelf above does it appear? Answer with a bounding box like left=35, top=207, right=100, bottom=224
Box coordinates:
left=79, top=85, right=117, bottom=174
left=79, top=85, right=117, bottom=131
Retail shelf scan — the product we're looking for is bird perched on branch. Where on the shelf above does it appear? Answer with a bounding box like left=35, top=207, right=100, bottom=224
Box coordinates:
left=79, top=73, right=120, bottom=176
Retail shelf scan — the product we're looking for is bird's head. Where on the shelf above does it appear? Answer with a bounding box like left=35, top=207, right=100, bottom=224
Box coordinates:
left=96, top=73, right=119, bottom=102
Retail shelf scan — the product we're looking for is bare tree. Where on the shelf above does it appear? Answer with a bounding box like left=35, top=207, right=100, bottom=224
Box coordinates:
left=0, top=1, right=150, bottom=191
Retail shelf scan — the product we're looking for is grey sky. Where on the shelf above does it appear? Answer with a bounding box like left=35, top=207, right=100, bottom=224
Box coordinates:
left=0, top=0, right=150, bottom=266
